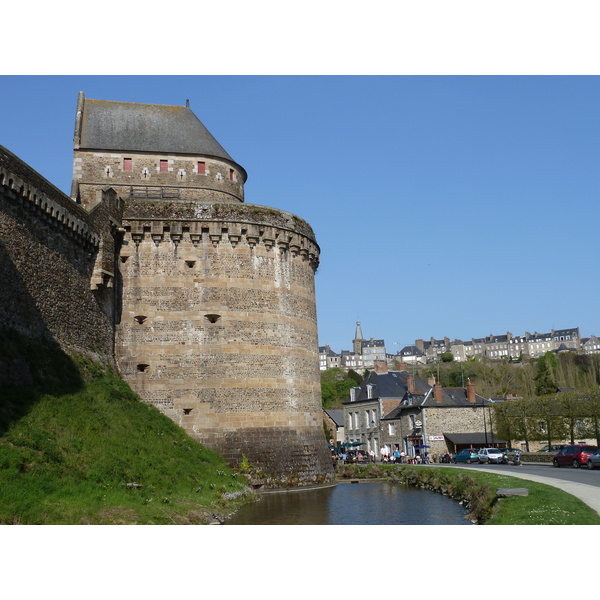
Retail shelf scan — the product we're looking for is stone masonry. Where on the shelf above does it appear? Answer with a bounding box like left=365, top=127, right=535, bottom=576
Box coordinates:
left=72, top=94, right=334, bottom=486
left=0, top=94, right=334, bottom=487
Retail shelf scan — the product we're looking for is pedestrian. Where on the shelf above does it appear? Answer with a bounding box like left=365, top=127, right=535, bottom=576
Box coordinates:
left=369, top=449, right=375, bottom=463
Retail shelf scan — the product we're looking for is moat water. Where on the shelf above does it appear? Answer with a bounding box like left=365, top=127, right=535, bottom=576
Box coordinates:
left=225, top=481, right=472, bottom=525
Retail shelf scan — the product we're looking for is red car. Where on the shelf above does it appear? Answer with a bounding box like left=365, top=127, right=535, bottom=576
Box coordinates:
left=552, top=445, right=598, bottom=468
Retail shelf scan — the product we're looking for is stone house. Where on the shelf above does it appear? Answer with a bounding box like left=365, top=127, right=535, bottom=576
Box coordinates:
left=319, top=345, right=341, bottom=370
left=323, top=409, right=345, bottom=446
left=382, top=379, right=502, bottom=459
left=342, top=360, right=431, bottom=457
left=581, top=335, right=600, bottom=355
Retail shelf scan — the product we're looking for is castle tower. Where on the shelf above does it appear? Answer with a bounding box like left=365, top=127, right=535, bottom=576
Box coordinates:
left=72, top=93, right=334, bottom=487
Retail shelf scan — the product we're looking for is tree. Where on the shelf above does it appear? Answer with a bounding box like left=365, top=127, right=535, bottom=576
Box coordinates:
left=320, top=368, right=361, bottom=409
left=347, top=369, right=362, bottom=386
left=535, top=352, right=558, bottom=395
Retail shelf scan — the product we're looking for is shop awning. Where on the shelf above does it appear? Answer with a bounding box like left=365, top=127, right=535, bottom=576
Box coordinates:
left=443, top=432, right=506, bottom=446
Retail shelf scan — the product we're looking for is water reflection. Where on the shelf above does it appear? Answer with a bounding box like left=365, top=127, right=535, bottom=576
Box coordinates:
left=226, top=481, right=472, bottom=525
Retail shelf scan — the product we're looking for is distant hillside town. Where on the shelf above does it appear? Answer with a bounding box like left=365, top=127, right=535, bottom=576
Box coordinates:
left=320, top=322, right=600, bottom=371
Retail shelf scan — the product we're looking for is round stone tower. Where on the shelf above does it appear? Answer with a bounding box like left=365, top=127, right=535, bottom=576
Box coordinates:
left=71, top=93, right=334, bottom=487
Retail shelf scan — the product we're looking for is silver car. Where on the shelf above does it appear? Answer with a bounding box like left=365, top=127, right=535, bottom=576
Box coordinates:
left=587, top=449, right=600, bottom=470
left=478, top=448, right=504, bottom=464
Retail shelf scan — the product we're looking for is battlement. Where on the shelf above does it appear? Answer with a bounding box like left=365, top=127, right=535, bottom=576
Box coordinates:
left=121, top=206, right=320, bottom=271
left=0, top=146, right=100, bottom=251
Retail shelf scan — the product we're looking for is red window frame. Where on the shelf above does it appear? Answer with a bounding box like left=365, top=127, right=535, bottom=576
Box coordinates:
left=123, top=158, right=132, bottom=171
left=198, top=161, right=206, bottom=174
left=160, top=160, right=168, bottom=172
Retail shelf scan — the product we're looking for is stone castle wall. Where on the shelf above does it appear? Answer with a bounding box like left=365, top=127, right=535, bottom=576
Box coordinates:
left=0, top=146, right=117, bottom=366
left=0, top=96, right=335, bottom=488
left=73, top=150, right=245, bottom=207
left=115, top=199, right=334, bottom=485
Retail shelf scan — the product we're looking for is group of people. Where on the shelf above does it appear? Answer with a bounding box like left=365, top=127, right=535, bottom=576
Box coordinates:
left=335, top=443, right=453, bottom=465
left=378, top=444, right=431, bottom=464
left=336, top=445, right=432, bottom=464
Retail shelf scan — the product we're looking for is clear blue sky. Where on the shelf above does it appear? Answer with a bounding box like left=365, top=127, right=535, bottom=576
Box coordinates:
left=1, top=75, right=598, bottom=352
left=2, top=2, right=599, bottom=587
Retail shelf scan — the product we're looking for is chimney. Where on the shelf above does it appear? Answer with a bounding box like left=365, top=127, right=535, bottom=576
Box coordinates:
left=374, top=360, right=388, bottom=374
left=427, top=375, right=436, bottom=388
left=467, top=378, right=476, bottom=403
left=407, top=374, right=415, bottom=393
left=434, top=383, right=443, bottom=403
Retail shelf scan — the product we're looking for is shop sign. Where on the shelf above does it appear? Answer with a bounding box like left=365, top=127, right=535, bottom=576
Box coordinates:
left=428, top=435, right=444, bottom=441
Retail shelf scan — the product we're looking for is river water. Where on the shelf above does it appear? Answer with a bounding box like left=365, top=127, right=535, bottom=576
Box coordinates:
left=225, top=481, right=472, bottom=525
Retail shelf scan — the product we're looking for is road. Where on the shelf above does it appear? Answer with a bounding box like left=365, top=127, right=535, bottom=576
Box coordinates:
left=443, top=461, right=600, bottom=486
left=438, top=461, right=600, bottom=514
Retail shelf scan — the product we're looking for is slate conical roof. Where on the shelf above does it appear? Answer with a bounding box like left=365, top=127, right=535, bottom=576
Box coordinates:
left=75, top=93, right=246, bottom=180
left=354, top=321, right=364, bottom=341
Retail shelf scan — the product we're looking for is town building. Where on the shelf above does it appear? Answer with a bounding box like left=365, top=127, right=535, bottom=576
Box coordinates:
left=319, top=321, right=386, bottom=371
left=395, top=328, right=582, bottom=363
left=343, top=360, right=500, bottom=460
left=382, top=378, right=498, bottom=459
left=342, top=360, right=431, bottom=457
left=581, top=336, right=600, bottom=355
left=319, top=345, right=341, bottom=370
left=323, top=409, right=345, bottom=446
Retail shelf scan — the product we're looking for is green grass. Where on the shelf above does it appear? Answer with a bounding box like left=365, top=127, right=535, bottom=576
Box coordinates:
left=336, top=464, right=600, bottom=525
left=459, top=469, right=600, bottom=525
left=0, top=331, right=254, bottom=524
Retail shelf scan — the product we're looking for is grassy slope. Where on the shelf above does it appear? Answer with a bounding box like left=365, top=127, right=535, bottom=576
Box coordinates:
left=0, top=331, right=253, bottom=524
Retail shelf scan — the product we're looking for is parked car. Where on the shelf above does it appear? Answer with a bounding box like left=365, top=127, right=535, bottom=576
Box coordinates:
left=539, top=444, right=568, bottom=453
left=586, top=449, right=600, bottom=470
left=452, top=448, right=479, bottom=464
left=478, top=448, right=504, bottom=464
left=553, top=445, right=598, bottom=468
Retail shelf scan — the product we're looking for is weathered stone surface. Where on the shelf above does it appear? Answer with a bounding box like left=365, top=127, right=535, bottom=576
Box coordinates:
left=0, top=94, right=335, bottom=488
left=496, top=488, right=529, bottom=497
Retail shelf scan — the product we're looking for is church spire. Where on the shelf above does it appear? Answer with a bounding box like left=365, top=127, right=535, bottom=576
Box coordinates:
left=353, top=321, right=364, bottom=355
left=355, top=320, right=364, bottom=341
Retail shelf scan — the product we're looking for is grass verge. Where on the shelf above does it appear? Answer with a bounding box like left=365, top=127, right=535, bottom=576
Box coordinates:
left=335, top=463, right=600, bottom=525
